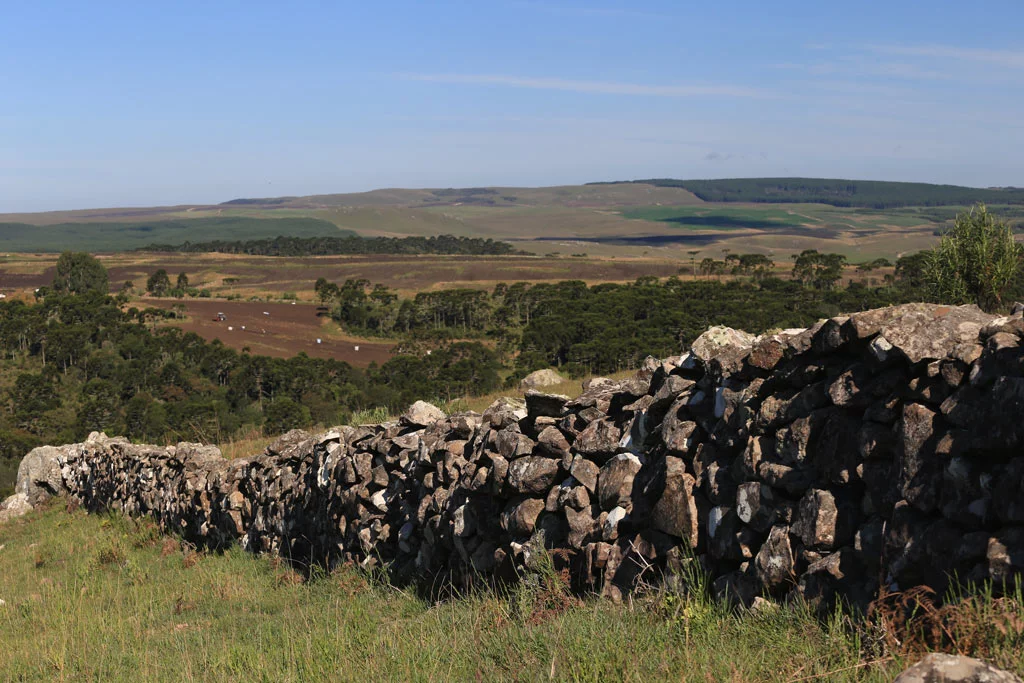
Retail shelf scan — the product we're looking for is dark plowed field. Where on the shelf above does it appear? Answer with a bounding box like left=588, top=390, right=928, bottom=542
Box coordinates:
left=146, top=299, right=393, bottom=365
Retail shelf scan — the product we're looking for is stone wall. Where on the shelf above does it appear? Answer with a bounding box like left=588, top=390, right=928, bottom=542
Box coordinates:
left=5, top=303, right=1024, bottom=608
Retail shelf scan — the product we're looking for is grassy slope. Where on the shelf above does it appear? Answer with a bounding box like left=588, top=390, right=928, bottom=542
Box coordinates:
left=0, top=506, right=929, bottom=682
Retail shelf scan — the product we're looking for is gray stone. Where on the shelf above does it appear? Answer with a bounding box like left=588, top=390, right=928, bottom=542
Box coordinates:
left=518, top=368, right=565, bottom=392
left=16, top=445, right=67, bottom=505
left=401, top=401, right=445, bottom=428
left=893, top=654, right=1023, bottom=683
left=574, top=419, right=621, bottom=463
left=507, top=456, right=560, bottom=495
left=0, top=493, right=33, bottom=524
left=597, top=453, right=642, bottom=511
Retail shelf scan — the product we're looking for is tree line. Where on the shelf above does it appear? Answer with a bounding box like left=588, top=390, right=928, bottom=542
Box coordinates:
left=140, top=234, right=527, bottom=256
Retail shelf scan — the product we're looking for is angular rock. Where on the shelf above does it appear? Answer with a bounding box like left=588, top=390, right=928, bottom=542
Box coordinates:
left=754, top=525, right=794, bottom=591
left=650, top=456, right=702, bottom=548
left=574, top=419, right=621, bottom=464
left=597, top=453, right=642, bottom=511
left=507, top=456, right=560, bottom=495
left=525, top=391, right=569, bottom=419
left=501, top=497, right=545, bottom=537
left=792, top=489, right=839, bottom=550
left=879, top=303, right=994, bottom=364
left=518, top=368, right=565, bottom=392
left=569, top=455, right=600, bottom=493
left=401, top=401, right=446, bottom=428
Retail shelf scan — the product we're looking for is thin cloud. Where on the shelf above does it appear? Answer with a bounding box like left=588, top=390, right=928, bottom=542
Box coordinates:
left=770, top=60, right=949, bottom=81
left=506, top=1, right=673, bottom=21
left=400, top=73, right=768, bottom=98
left=865, top=44, right=1024, bottom=69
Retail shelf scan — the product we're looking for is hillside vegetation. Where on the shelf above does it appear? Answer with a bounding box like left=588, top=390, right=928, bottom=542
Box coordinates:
left=0, top=217, right=351, bottom=253
left=607, top=178, right=1024, bottom=209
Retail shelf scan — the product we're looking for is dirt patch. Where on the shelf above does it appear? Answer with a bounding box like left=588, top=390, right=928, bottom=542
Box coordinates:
left=146, top=299, right=393, bottom=366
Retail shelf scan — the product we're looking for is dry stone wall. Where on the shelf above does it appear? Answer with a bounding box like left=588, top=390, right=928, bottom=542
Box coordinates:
left=6, top=303, right=1024, bottom=609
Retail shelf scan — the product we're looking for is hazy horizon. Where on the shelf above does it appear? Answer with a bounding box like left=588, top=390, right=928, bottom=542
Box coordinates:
left=3, top=0, right=1023, bottom=213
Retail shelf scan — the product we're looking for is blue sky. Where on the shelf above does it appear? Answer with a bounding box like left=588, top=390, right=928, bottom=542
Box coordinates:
left=2, top=0, right=1023, bottom=211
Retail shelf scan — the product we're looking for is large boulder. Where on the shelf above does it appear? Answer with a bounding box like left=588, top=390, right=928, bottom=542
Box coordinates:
left=689, top=326, right=755, bottom=374
left=401, top=401, right=446, bottom=428
left=867, top=303, right=995, bottom=364
left=518, top=369, right=565, bottom=392
left=16, top=445, right=67, bottom=506
left=893, top=654, right=1023, bottom=683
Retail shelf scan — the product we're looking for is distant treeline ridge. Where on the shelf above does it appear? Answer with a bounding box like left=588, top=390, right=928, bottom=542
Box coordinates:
left=139, top=234, right=528, bottom=256
left=594, top=178, right=1024, bottom=209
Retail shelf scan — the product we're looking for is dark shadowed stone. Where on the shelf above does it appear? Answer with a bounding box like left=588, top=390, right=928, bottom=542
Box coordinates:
left=565, top=505, right=601, bottom=549
left=748, top=336, right=786, bottom=371
left=507, top=456, right=560, bottom=495
left=792, top=489, right=838, bottom=549
left=735, top=482, right=776, bottom=533
left=495, top=428, right=535, bottom=460
left=536, top=426, right=571, bottom=458
left=525, top=391, right=569, bottom=418
left=597, top=453, right=642, bottom=511
left=574, top=419, right=621, bottom=464
left=754, top=525, right=794, bottom=591
left=650, top=456, right=703, bottom=548
left=501, top=497, right=545, bottom=536
left=899, top=403, right=939, bottom=511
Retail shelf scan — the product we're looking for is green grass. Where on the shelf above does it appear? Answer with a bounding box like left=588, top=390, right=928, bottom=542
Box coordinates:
left=0, top=217, right=353, bottom=253
left=6, top=505, right=1022, bottom=681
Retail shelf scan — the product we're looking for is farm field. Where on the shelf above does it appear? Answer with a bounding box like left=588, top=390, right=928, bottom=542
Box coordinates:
left=0, top=181, right=965, bottom=261
left=144, top=299, right=393, bottom=365
left=0, top=253, right=689, bottom=299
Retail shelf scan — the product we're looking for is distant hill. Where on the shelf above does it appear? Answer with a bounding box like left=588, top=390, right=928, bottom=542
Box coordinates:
left=596, top=178, right=1024, bottom=209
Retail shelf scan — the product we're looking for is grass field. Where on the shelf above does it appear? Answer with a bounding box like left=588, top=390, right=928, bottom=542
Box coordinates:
left=3, top=505, right=1022, bottom=681
left=0, top=506, right=955, bottom=681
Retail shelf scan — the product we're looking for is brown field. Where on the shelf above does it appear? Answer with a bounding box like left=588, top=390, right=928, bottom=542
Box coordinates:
left=145, top=299, right=393, bottom=365
left=0, top=253, right=688, bottom=299
left=0, top=252, right=689, bottom=366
